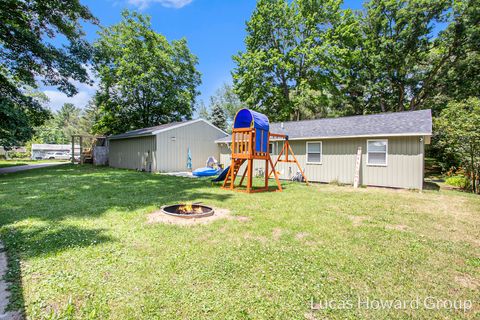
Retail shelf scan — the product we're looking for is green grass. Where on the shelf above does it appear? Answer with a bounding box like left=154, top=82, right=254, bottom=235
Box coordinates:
left=1, top=165, right=479, bottom=319
left=0, top=159, right=68, bottom=168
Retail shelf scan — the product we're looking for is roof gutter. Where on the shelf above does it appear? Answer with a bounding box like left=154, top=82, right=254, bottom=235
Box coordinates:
left=108, top=133, right=154, bottom=140
left=215, top=132, right=432, bottom=143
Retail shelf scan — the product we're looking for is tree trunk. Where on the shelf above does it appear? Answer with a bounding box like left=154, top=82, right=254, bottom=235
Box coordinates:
left=398, top=83, right=405, bottom=111
left=471, top=152, right=476, bottom=194
left=380, top=98, right=386, bottom=112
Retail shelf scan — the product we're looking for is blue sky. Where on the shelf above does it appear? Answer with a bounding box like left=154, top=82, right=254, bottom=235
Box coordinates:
left=42, top=0, right=363, bottom=111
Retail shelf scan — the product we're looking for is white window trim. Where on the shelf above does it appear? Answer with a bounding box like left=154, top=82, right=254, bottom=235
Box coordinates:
left=306, top=141, right=322, bottom=164
left=367, top=139, right=388, bottom=167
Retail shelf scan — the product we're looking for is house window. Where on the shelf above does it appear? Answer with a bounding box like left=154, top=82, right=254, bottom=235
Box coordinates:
left=306, top=142, right=322, bottom=164
left=269, top=143, right=274, bottom=154
left=367, top=139, right=388, bottom=166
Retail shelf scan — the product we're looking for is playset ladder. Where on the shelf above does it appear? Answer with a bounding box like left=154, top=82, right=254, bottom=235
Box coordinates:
left=222, top=158, right=246, bottom=189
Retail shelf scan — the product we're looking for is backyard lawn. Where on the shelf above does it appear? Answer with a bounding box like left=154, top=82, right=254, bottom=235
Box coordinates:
left=0, top=165, right=478, bottom=319
left=0, top=160, right=68, bottom=168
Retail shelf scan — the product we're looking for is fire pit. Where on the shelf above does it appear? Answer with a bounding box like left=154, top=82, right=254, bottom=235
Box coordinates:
left=161, top=203, right=214, bottom=219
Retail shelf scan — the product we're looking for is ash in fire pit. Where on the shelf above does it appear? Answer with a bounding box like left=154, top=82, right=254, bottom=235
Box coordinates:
left=161, top=203, right=214, bottom=219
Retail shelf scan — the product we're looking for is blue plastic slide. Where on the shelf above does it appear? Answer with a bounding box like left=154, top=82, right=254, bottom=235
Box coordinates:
left=211, top=166, right=230, bottom=182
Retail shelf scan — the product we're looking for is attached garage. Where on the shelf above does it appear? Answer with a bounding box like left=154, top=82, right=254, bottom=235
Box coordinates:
left=108, top=119, right=227, bottom=172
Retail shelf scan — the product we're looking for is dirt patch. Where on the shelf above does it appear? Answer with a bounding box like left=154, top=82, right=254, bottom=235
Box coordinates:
left=232, top=216, right=251, bottom=223
left=147, top=208, right=231, bottom=226
left=385, top=224, right=409, bottom=232
left=295, top=232, right=310, bottom=240
left=243, top=233, right=268, bottom=244
left=272, top=228, right=283, bottom=240
left=455, top=273, right=479, bottom=290
left=304, top=312, right=318, bottom=320
left=349, top=215, right=369, bottom=227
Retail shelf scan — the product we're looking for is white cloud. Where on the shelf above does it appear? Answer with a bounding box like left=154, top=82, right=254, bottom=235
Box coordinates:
left=128, top=0, right=193, bottom=10
left=43, top=80, right=98, bottom=111
left=43, top=89, right=93, bottom=111
left=40, top=66, right=99, bottom=111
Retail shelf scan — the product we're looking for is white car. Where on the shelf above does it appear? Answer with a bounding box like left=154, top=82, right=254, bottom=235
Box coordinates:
left=44, top=152, right=70, bottom=160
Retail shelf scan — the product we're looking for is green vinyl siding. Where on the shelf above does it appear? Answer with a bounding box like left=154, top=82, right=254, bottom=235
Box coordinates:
left=219, top=136, right=425, bottom=190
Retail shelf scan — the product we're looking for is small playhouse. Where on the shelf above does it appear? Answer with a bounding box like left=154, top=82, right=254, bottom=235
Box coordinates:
left=222, top=109, right=307, bottom=193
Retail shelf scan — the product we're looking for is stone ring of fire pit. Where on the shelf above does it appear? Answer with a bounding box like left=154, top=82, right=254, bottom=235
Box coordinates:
left=161, top=204, right=214, bottom=219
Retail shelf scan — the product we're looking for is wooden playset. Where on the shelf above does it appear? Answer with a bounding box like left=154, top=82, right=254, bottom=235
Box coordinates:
left=222, top=109, right=308, bottom=193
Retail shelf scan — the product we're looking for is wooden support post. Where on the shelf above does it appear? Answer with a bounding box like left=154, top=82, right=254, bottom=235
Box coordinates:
left=79, top=136, right=83, bottom=165
left=229, top=161, right=235, bottom=190
left=246, top=130, right=253, bottom=192
left=264, top=158, right=269, bottom=191
left=269, top=155, right=282, bottom=191
left=71, top=136, right=75, bottom=164
left=287, top=142, right=309, bottom=186
left=246, top=159, right=252, bottom=192
left=268, top=142, right=286, bottom=178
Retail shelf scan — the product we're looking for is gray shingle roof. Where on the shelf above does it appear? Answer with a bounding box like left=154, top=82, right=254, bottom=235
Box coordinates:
left=216, top=109, right=432, bottom=142
left=108, top=120, right=195, bottom=140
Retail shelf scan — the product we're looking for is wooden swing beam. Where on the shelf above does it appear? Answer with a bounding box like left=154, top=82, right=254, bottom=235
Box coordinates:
left=268, top=133, right=309, bottom=185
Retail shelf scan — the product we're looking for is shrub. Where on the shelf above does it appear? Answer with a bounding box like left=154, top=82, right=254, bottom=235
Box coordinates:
left=445, top=175, right=470, bottom=189
left=9, top=151, right=29, bottom=159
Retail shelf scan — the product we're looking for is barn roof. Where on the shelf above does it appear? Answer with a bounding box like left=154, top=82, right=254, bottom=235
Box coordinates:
left=216, top=109, right=432, bottom=143
left=108, top=119, right=228, bottom=140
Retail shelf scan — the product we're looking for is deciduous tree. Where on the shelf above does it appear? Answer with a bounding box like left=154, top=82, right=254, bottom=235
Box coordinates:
left=232, top=0, right=342, bottom=121
left=435, top=98, right=480, bottom=193
left=0, top=0, right=97, bottom=146
left=93, top=11, right=201, bottom=134
left=210, top=83, right=243, bottom=122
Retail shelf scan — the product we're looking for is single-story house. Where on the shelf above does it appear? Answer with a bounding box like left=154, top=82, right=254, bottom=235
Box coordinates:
left=108, top=119, right=228, bottom=172
left=31, top=144, right=79, bottom=160
left=216, top=110, right=432, bottom=190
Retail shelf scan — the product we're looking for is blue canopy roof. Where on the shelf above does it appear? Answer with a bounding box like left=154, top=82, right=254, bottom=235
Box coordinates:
left=234, top=109, right=269, bottom=132
left=233, top=109, right=270, bottom=153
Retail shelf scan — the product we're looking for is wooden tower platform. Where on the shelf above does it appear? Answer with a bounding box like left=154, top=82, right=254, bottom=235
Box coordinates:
left=222, top=109, right=308, bottom=193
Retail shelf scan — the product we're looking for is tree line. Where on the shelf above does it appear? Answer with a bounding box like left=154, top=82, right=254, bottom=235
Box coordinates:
left=1, top=3, right=201, bottom=147
left=233, top=0, right=478, bottom=120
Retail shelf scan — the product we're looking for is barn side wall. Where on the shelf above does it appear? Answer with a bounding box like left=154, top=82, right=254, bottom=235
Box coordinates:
left=108, top=136, right=157, bottom=172
left=156, top=121, right=227, bottom=172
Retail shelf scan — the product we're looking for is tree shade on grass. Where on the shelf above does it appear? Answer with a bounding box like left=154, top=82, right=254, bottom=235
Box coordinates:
left=0, top=165, right=479, bottom=319
left=0, top=160, right=68, bottom=168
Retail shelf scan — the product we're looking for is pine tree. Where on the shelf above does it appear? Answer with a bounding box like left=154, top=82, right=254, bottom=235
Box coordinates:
left=208, top=101, right=227, bottom=131
left=196, top=100, right=210, bottom=120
